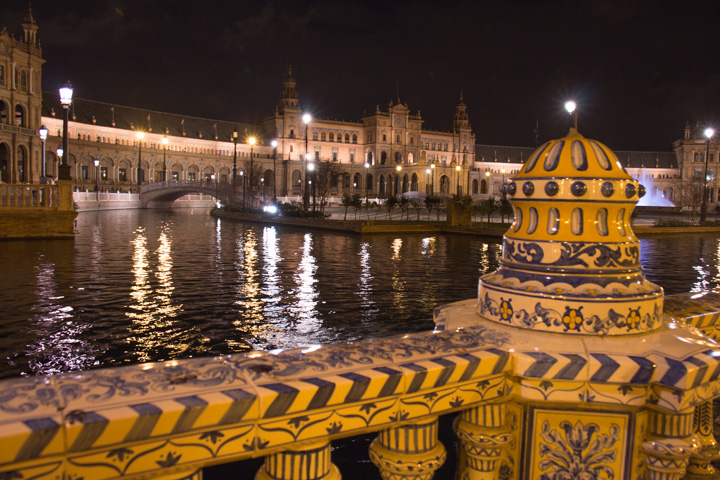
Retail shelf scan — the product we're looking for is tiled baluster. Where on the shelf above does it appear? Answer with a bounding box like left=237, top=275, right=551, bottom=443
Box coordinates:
left=369, top=416, right=447, bottom=480
left=453, top=403, right=511, bottom=479
left=685, top=400, right=720, bottom=478
left=643, top=409, right=697, bottom=480
left=256, top=440, right=340, bottom=480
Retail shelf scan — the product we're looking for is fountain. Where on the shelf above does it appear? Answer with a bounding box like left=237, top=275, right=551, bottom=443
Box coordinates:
left=636, top=167, right=675, bottom=207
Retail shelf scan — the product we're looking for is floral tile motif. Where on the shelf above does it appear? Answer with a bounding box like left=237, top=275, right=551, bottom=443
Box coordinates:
left=518, top=379, right=587, bottom=403
left=526, top=407, right=630, bottom=479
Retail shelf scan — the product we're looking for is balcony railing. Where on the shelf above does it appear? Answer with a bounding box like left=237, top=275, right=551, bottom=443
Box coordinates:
left=0, top=183, right=58, bottom=208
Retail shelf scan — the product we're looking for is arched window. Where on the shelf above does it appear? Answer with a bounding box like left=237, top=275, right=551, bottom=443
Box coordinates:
left=444, top=143, right=448, bottom=151
left=440, top=175, right=450, bottom=193
left=0, top=101, right=8, bottom=124
left=408, top=153, right=414, bottom=164
left=367, top=151, right=374, bottom=165
left=473, top=179, right=479, bottom=194
left=321, top=131, right=327, bottom=141
left=366, top=173, right=373, bottom=192
left=14, top=104, right=25, bottom=127
left=431, top=142, right=435, bottom=150
left=381, top=151, right=387, bottom=165
left=353, top=134, right=358, bottom=144
left=329, top=132, right=334, bottom=142
left=395, top=152, right=401, bottom=163
left=0, top=143, right=10, bottom=183
left=411, top=173, right=418, bottom=191
left=312, top=131, right=318, bottom=141
left=353, top=173, right=361, bottom=190
left=345, top=133, right=350, bottom=143
left=379, top=175, right=386, bottom=195
left=17, top=145, right=27, bottom=182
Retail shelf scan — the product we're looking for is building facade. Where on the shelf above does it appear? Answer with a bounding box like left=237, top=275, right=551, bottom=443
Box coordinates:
left=1, top=12, right=716, bottom=210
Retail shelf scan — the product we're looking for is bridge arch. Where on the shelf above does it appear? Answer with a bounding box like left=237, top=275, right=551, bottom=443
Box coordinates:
left=139, top=180, right=231, bottom=208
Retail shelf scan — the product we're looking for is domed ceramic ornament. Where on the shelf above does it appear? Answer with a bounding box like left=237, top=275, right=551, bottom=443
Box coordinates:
left=477, top=129, right=662, bottom=335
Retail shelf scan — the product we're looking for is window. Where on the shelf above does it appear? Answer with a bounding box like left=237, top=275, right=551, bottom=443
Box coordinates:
left=352, top=134, right=358, bottom=144
left=313, top=131, right=318, bottom=141
left=332, top=152, right=338, bottom=161
left=431, top=142, right=435, bottom=150
left=172, top=171, right=179, bottom=181
left=444, top=143, right=448, bottom=151
left=20, top=71, right=26, bottom=91
left=289, top=129, right=295, bottom=138
left=0, top=65, right=4, bottom=85
left=337, top=134, right=341, bottom=143
left=188, top=172, right=196, bottom=181
left=382, top=134, right=387, bottom=142
left=396, top=134, right=401, bottom=144
left=345, top=133, right=350, bottom=142
left=100, top=167, right=108, bottom=180
left=321, top=132, right=327, bottom=141
left=119, top=168, right=127, bottom=181
left=328, top=132, right=334, bottom=142
left=350, top=153, right=355, bottom=163
left=410, top=136, right=414, bottom=145
left=81, top=166, right=89, bottom=179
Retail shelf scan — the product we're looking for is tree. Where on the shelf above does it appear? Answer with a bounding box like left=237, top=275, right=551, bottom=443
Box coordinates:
left=411, top=199, right=422, bottom=220
left=499, top=196, right=513, bottom=224
left=314, top=160, right=344, bottom=214
left=364, top=200, right=379, bottom=220
left=384, top=195, right=398, bottom=219
left=398, top=196, right=411, bottom=220
left=351, top=194, right=363, bottom=219
left=481, top=196, right=497, bottom=223
left=425, top=195, right=442, bottom=221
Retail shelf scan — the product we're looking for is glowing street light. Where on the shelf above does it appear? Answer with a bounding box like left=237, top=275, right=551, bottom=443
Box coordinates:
left=162, top=136, right=169, bottom=182
left=248, top=136, right=256, bottom=208
left=430, top=162, right=436, bottom=195
left=232, top=128, right=238, bottom=192
left=700, top=127, right=716, bottom=222
left=136, top=131, right=144, bottom=187
left=271, top=139, right=278, bottom=202
left=303, top=113, right=312, bottom=211
left=456, top=164, right=462, bottom=195
left=38, top=125, right=48, bottom=182
left=565, top=100, right=578, bottom=130
left=58, top=82, right=73, bottom=180
left=93, top=158, right=100, bottom=193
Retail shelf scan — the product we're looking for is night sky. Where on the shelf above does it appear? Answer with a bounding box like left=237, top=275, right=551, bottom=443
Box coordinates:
left=2, top=0, right=719, bottom=151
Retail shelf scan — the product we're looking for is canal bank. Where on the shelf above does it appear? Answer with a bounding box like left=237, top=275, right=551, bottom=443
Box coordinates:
left=212, top=207, right=720, bottom=237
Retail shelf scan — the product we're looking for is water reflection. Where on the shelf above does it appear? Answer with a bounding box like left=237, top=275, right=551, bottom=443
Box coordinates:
left=2, top=209, right=720, bottom=379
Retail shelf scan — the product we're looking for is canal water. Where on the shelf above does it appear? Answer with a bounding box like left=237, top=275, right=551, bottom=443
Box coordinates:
left=1, top=208, right=719, bottom=380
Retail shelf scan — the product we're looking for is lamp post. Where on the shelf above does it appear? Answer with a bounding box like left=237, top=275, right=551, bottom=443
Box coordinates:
left=456, top=164, right=462, bottom=195
left=396, top=164, right=402, bottom=196
left=365, top=162, right=370, bottom=203
left=485, top=171, right=490, bottom=195
left=303, top=113, right=312, bottom=210
left=248, top=136, right=256, bottom=208
left=232, top=128, right=238, bottom=189
left=241, top=170, right=246, bottom=209
left=700, top=127, right=716, bottom=223
left=93, top=158, right=99, bottom=198
left=565, top=100, right=578, bottom=130
left=308, top=161, right=316, bottom=212
left=162, top=136, right=168, bottom=183
left=430, top=163, right=436, bottom=196
left=271, top=139, right=278, bottom=203
left=136, top=131, right=144, bottom=188
left=38, top=125, right=48, bottom=183
left=56, top=147, right=63, bottom=184
left=58, top=83, right=73, bottom=180
left=426, top=168, right=431, bottom=195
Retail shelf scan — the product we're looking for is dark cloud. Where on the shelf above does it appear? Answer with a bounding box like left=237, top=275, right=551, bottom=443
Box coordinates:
left=2, top=0, right=719, bottom=150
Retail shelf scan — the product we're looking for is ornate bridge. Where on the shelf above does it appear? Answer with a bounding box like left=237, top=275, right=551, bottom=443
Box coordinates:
left=139, top=180, right=235, bottom=208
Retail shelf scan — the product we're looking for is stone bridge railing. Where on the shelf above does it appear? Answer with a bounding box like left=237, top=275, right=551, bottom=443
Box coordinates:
left=139, top=181, right=233, bottom=207
left=1, top=293, right=720, bottom=480
left=0, top=183, right=60, bottom=209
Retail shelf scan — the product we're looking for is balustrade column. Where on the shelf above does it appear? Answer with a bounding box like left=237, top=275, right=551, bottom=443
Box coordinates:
left=642, top=408, right=698, bottom=480
left=369, top=415, right=446, bottom=480
left=685, top=400, right=720, bottom=478
left=453, top=403, right=511, bottom=480
left=255, top=439, right=340, bottom=480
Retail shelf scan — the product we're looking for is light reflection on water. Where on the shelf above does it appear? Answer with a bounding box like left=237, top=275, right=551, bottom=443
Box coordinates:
left=1, top=208, right=720, bottom=379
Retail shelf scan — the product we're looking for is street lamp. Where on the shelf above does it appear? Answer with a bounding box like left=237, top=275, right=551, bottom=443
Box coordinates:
left=271, top=139, right=278, bottom=202
left=308, top=161, right=316, bottom=211
left=240, top=170, right=246, bottom=209
left=38, top=125, right=48, bottom=182
left=565, top=100, right=578, bottom=130
left=700, top=127, right=716, bottom=222
left=456, top=164, right=462, bottom=195
left=430, top=163, right=436, bottom=196
left=396, top=164, right=402, bottom=196
left=365, top=162, right=370, bottom=202
left=162, top=136, right=169, bottom=182
left=58, top=82, right=73, bottom=180
left=232, top=128, right=238, bottom=189
left=303, top=113, right=312, bottom=211
left=136, top=131, right=144, bottom=187
left=426, top=168, right=431, bottom=195
left=248, top=136, right=256, bottom=208
left=93, top=158, right=99, bottom=194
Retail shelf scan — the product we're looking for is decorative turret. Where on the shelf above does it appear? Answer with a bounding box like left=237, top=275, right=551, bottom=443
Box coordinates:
left=278, top=66, right=299, bottom=113
left=22, top=3, right=38, bottom=45
left=453, top=92, right=470, bottom=132
left=478, top=128, right=660, bottom=335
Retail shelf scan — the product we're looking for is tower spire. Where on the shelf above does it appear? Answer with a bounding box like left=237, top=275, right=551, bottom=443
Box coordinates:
left=22, top=2, right=39, bottom=45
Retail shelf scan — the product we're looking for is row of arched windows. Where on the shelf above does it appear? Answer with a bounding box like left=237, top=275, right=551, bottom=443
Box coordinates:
left=312, top=130, right=359, bottom=144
